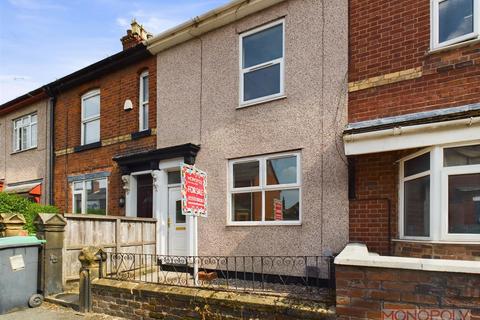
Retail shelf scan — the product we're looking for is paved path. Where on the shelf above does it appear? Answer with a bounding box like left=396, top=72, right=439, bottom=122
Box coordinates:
left=0, top=302, right=124, bottom=320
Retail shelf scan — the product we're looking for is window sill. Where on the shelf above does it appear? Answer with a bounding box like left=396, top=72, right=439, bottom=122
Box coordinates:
left=74, top=141, right=101, bottom=153
left=428, top=37, right=480, bottom=55
left=11, top=146, right=37, bottom=155
left=393, top=238, right=480, bottom=245
left=131, top=128, right=152, bottom=140
left=226, top=221, right=302, bottom=227
left=238, top=95, right=287, bottom=109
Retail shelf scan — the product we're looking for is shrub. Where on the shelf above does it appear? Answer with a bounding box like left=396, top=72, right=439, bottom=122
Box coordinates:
left=0, top=192, right=58, bottom=235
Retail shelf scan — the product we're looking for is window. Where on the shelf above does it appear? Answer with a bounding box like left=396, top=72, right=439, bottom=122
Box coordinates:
left=400, top=152, right=431, bottom=238
left=229, top=152, right=301, bottom=225
left=239, top=20, right=285, bottom=106
left=13, top=113, right=37, bottom=152
left=72, top=178, right=107, bottom=215
left=400, top=143, right=480, bottom=241
left=139, top=71, right=149, bottom=131
left=81, top=90, right=100, bottom=145
left=431, top=0, right=479, bottom=49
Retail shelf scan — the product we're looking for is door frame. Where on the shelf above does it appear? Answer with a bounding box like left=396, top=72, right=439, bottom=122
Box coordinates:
left=157, top=158, right=198, bottom=257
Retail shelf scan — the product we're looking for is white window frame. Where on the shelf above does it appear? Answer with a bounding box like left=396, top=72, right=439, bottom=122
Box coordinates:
left=81, top=89, right=100, bottom=145
left=12, top=113, right=37, bottom=152
left=227, top=151, right=301, bottom=226
left=239, top=19, right=285, bottom=107
left=431, top=0, right=479, bottom=49
left=399, top=141, right=480, bottom=242
left=399, top=148, right=433, bottom=240
left=139, top=71, right=149, bottom=131
left=72, top=178, right=108, bottom=215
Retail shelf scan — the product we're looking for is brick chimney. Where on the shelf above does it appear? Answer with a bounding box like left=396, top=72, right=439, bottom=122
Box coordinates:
left=121, top=20, right=152, bottom=50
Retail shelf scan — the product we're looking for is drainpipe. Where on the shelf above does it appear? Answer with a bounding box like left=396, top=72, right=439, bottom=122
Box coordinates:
left=46, top=89, right=56, bottom=206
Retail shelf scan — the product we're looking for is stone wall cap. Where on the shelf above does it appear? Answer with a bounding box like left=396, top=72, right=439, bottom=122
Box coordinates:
left=34, top=213, right=67, bottom=226
left=335, top=243, right=480, bottom=274
left=0, top=213, right=26, bottom=223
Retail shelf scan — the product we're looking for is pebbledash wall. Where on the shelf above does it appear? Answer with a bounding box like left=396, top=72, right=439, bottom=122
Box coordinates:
left=347, top=0, right=480, bottom=258
left=153, top=0, right=349, bottom=257
left=0, top=96, right=52, bottom=204
left=53, top=53, right=157, bottom=215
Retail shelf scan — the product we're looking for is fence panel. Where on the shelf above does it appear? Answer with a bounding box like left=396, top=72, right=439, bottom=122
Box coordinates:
left=63, top=214, right=156, bottom=283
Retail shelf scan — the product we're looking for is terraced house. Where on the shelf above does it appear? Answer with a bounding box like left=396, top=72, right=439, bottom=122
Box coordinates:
left=0, top=89, right=52, bottom=204
left=131, top=0, right=349, bottom=258
left=51, top=21, right=157, bottom=218
left=345, top=0, right=480, bottom=260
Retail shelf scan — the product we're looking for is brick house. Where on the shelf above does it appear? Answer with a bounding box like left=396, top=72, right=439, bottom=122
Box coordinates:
left=345, top=0, right=480, bottom=260
left=0, top=89, right=52, bottom=203
left=117, top=0, right=350, bottom=258
left=51, top=21, right=158, bottom=217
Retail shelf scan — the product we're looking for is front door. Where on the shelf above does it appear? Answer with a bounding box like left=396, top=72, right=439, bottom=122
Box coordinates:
left=168, top=187, right=187, bottom=256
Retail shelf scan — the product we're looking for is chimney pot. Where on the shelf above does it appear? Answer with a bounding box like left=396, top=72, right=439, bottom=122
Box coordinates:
left=120, top=20, right=152, bottom=50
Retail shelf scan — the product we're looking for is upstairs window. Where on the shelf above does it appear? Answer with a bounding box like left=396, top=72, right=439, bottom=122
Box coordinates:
left=13, top=113, right=37, bottom=152
left=81, top=90, right=100, bottom=145
left=432, top=0, right=479, bottom=49
left=139, top=71, right=149, bottom=131
left=240, top=20, right=285, bottom=106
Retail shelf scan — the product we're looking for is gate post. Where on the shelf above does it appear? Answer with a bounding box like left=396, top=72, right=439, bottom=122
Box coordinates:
left=78, top=246, right=106, bottom=313
left=0, top=213, right=26, bottom=237
left=34, top=213, right=66, bottom=296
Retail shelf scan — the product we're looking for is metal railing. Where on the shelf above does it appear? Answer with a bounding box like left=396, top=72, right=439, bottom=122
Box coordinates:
left=100, top=252, right=335, bottom=296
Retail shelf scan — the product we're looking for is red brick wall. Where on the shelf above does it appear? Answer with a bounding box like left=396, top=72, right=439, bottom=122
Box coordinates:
left=394, top=241, right=480, bottom=261
left=349, top=0, right=480, bottom=122
left=53, top=55, right=157, bottom=215
left=349, top=152, right=400, bottom=255
left=336, top=265, right=480, bottom=319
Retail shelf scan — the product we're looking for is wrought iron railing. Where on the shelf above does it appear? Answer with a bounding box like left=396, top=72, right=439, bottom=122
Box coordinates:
left=99, top=252, right=335, bottom=296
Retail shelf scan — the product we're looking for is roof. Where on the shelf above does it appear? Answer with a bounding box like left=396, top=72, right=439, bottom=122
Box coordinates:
left=146, top=0, right=286, bottom=54
left=344, top=103, right=480, bottom=135
left=0, top=44, right=151, bottom=113
left=113, top=143, right=201, bottom=174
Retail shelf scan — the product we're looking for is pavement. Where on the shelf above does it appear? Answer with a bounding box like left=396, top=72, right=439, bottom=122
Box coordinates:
left=0, top=302, right=125, bottom=320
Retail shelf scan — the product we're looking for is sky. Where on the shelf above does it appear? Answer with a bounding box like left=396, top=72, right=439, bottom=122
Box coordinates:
left=0, top=0, right=230, bottom=104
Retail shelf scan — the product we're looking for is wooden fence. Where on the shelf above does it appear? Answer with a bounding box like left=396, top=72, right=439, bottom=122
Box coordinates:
left=63, top=214, right=157, bottom=283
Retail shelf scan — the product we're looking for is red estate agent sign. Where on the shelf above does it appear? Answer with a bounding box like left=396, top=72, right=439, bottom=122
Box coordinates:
left=181, top=164, right=207, bottom=217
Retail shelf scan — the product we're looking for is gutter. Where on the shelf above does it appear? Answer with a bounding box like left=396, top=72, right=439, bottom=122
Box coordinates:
left=343, top=116, right=480, bottom=156
left=344, top=117, right=480, bottom=143
left=145, top=0, right=287, bottom=54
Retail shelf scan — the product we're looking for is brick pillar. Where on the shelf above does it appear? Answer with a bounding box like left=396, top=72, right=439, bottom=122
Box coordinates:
left=0, top=213, right=26, bottom=237
left=34, top=213, right=67, bottom=296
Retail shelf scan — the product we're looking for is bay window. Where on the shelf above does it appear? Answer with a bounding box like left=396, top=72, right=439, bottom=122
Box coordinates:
left=431, top=0, right=479, bottom=49
left=81, top=90, right=100, bottom=145
left=72, top=178, right=107, bottom=215
left=239, top=19, right=285, bottom=106
left=13, top=113, right=37, bottom=152
left=229, top=152, right=301, bottom=225
left=400, top=143, right=480, bottom=241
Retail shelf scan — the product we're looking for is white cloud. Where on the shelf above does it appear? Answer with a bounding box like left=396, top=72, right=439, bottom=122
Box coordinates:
left=116, top=17, right=129, bottom=28
left=0, top=75, right=41, bottom=104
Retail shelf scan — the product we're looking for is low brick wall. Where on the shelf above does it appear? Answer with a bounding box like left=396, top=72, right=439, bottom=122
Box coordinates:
left=91, top=278, right=335, bottom=319
left=336, top=265, right=480, bottom=319
left=393, top=241, right=480, bottom=261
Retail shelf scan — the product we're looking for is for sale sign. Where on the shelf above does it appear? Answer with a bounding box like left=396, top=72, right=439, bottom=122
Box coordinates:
left=181, top=164, right=207, bottom=217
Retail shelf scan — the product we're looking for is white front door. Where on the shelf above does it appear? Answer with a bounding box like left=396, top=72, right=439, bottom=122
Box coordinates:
left=168, top=187, right=188, bottom=256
